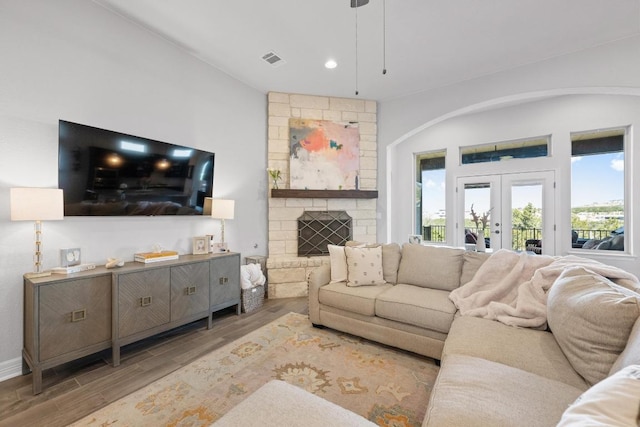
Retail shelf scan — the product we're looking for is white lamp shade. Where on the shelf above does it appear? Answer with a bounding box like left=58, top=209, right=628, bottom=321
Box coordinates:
left=10, top=188, right=64, bottom=221
left=211, top=199, right=235, bottom=220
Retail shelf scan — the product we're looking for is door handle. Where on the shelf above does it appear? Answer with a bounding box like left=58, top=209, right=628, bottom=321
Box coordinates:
left=71, top=309, right=87, bottom=322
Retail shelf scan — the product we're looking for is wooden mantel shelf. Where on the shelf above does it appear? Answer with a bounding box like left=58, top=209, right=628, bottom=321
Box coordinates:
left=271, top=189, right=378, bottom=199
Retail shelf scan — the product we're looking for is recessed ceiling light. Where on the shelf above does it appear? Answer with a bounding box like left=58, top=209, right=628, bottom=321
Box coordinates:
left=325, top=59, right=337, bottom=69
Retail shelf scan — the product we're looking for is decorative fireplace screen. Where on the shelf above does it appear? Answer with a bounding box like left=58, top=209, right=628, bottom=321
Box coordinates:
left=298, top=211, right=352, bottom=256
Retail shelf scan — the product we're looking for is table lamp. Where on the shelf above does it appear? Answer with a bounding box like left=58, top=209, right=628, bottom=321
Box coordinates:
left=211, top=199, right=235, bottom=246
left=10, top=188, right=64, bottom=278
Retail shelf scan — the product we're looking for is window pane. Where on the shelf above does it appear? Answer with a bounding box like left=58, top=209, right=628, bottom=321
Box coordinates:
left=464, top=183, right=491, bottom=249
left=461, top=136, right=549, bottom=165
left=416, top=151, right=446, bottom=242
left=571, top=130, right=625, bottom=251
left=511, top=184, right=542, bottom=253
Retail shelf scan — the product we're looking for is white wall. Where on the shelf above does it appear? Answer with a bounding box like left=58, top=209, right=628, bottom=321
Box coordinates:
left=378, top=36, right=640, bottom=240
left=392, top=95, right=640, bottom=276
left=0, top=0, right=267, bottom=377
left=378, top=35, right=640, bottom=271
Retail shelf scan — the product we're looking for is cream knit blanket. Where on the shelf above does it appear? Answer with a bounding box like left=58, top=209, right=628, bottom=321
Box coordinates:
left=449, top=249, right=640, bottom=329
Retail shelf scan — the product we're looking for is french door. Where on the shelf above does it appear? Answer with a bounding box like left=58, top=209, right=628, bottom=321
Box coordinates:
left=456, top=171, right=555, bottom=254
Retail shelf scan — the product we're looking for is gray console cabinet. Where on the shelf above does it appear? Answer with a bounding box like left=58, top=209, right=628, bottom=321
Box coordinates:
left=23, top=253, right=240, bottom=394
left=210, top=253, right=241, bottom=317
left=23, top=273, right=112, bottom=395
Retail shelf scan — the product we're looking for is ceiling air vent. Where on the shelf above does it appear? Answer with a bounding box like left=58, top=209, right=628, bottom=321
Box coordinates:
left=261, top=51, right=286, bottom=67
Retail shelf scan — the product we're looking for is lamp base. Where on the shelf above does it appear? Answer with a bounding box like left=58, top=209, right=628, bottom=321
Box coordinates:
left=24, top=271, right=52, bottom=279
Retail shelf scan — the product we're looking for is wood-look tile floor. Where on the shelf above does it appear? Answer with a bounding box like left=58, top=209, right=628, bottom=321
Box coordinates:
left=0, top=297, right=309, bottom=427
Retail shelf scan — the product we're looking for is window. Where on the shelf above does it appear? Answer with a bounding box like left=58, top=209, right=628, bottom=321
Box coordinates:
left=460, top=136, right=549, bottom=164
left=416, top=150, right=446, bottom=242
left=571, top=128, right=625, bottom=251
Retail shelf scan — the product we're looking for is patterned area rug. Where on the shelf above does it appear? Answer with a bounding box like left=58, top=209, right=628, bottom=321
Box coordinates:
left=71, top=313, right=438, bottom=426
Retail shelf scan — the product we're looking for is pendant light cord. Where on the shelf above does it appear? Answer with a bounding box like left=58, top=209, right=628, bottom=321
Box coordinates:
left=355, top=2, right=359, bottom=95
left=382, top=0, right=387, bottom=75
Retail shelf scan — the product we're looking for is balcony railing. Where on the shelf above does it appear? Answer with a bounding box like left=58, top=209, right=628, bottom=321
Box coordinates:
left=422, top=226, right=616, bottom=251
left=572, top=229, right=612, bottom=241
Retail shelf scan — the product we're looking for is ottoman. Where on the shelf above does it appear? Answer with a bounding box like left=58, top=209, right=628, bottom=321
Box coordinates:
left=213, top=380, right=375, bottom=426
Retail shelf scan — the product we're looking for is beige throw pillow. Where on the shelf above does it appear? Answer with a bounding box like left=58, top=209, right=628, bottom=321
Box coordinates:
left=345, top=246, right=385, bottom=287
left=610, top=316, right=640, bottom=375
left=345, top=241, right=402, bottom=284
left=547, top=266, right=640, bottom=386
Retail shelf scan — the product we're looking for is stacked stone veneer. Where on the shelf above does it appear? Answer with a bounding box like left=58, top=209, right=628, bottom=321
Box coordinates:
left=267, top=92, right=378, bottom=298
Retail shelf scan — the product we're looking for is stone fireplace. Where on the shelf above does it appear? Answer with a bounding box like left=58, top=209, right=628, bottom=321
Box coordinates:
left=266, top=92, right=378, bottom=298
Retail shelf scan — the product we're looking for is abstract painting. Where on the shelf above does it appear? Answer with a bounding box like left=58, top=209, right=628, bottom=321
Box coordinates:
left=289, top=118, right=360, bottom=190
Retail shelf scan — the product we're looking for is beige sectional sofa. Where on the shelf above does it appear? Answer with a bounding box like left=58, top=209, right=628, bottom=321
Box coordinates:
left=308, top=243, right=640, bottom=426
left=309, top=243, right=488, bottom=361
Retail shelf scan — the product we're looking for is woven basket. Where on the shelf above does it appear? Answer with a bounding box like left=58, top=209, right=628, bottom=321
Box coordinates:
left=242, top=286, right=265, bottom=313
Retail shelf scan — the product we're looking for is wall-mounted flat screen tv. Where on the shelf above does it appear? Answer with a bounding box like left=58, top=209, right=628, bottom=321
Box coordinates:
left=58, top=120, right=214, bottom=216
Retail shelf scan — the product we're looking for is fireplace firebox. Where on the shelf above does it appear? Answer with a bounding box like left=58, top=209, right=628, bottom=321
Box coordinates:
left=298, top=211, right=352, bottom=256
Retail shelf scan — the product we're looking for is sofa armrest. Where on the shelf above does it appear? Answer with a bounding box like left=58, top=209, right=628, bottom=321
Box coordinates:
left=308, top=264, right=331, bottom=324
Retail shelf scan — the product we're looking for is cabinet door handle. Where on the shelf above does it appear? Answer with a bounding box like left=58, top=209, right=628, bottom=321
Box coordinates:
left=71, top=309, right=87, bottom=322
left=140, top=296, right=153, bottom=307
left=219, top=277, right=229, bottom=285
left=185, top=286, right=197, bottom=295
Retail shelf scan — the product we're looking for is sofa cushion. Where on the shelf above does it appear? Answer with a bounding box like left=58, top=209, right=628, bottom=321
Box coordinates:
left=423, top=354, right=584, bottom=427
left=374, top=285, right=456, bottom=334
left=443, top=315, right=589, bottom=389
left=318, top=281, right=393, bottom=316
left=380, top=243, right=401, bottom=284
left=346, top=241, right=402, bottom=284
left=345, top=246, right=385, bottom=286
left=459, top=250, right=491, bottom=285
left=547, top=266, right=640, bottom=386
left=396, top=244, right=464, bottom=291
left=610, top=316, right=640, bottom=375
left=557, top=364, right=640, bottom=427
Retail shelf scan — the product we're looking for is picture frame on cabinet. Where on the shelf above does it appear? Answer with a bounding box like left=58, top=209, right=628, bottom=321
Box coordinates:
left=408, top=234, right=423, bottom=245
left=192, top=236, right=209, bottom=255
left=60, top=248, right=81, bottom=267
left=212, top=242, right=228, bottom=253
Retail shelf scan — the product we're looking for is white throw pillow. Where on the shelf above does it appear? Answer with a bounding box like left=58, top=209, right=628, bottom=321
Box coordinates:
left=345, top=246, right=385, bottom=287
left=328, top=245, right=348, bottom=283
left=557, top=364, right=640, bottom=426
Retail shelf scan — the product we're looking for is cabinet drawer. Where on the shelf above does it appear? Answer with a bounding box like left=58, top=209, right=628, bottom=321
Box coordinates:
left=210, top=256, right=240, bottom=306
left=118, top=268, right=170, bottom=338
left=39, top=276, right=111, bottom=361
left=171, top=262, right=210, bottom=320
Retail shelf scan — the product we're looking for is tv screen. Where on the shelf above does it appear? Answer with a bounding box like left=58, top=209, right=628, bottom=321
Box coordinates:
left=58, top=120, right=214, bottom=216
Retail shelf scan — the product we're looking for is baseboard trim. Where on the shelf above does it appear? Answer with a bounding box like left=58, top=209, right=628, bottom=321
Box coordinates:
left=0, top=357, right=23, bottom=383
